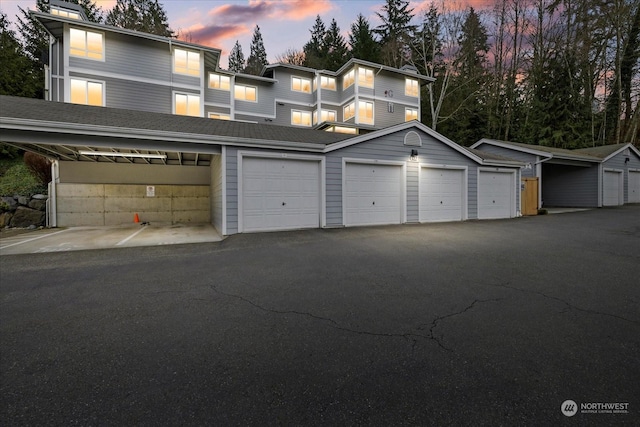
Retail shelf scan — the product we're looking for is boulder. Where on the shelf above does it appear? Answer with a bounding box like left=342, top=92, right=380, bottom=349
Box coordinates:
left=9, top=206, right=45, bottom=228
left=1, top=196, right=18, bottom=212
left=0, top=212, right=13, bottom=228
left=32, top=194, right=48, bottom=200
left=17, top=196, right=30, bottom=206
left=28, top=199, right=47, bottom=211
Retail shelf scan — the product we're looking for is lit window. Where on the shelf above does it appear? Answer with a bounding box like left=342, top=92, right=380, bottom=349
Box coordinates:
left=70, top=78, right=103, bottom=106
left=292, top=76, right=312, bottom=93
left=358, top=100, right=374, bottom=124
left=52, top=7, right=81, bottom=19
left=69, top=28, right=103, bottom=60
left=405, top=108, right=419, bottom=121
left=209, top=113, right=230, bottom=120
left=209, top=73, right=230, bottom=90
left=320, top=76, right=336, bottom=90
left=174, top=48, right=200, bottom=76
left=358, top=67, right=374, bottom=88
left=326, top=126, right=357, bottom=134
left=234, top=85, right=257, bottom=101
left=313, top=109, right=337, bottom=125
left=344, top=101, right=355, bottom=121
left=175, top=93, right=201, bottom=116
left=292, top=110, right=312, bottom=127
left=405, top=78, right=419, bottom=97
left=343, top=69, right=355, bottom=89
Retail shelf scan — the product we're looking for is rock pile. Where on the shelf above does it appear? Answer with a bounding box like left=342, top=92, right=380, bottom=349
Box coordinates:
left=0, top=194, right=47, bottom=229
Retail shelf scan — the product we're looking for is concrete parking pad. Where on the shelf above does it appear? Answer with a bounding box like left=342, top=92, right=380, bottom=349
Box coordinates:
left=0, top=223, right=223, bottom=254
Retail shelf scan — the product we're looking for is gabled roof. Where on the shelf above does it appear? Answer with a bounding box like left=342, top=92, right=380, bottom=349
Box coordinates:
left=1, top=96, right=520, bottom=168
left=471, top=138, right=601, bottom=162
left=574, top=143, right=640, bottom=162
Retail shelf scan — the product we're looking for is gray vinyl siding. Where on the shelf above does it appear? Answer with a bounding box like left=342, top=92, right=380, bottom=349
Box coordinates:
left=476, top=144, right=537, bottom=177
left=603, top=151, right=640, bottom=203
left=205, top=106, right=231, bottom=118
left=318, top=87, right=340, bottom=104
left=205, top=87, right=231, bottom=105
left=374, top=100, right=408, bottom=129
left=211, top=154, right=223, bottom=233
left=542, top=163, right=599, bottom=207
left=325, top=129, right=483, bottom=226
left=225, top=147, right=239, bottom=234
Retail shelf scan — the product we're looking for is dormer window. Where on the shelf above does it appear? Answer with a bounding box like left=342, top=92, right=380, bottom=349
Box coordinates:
left=174, top=48, right=200, bottom=76
left=51, top=7, right=81, bottom=19
left=69, top=28, right=103, bottom=60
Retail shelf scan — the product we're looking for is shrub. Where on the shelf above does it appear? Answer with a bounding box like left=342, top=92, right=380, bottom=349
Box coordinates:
left=24, top=152, right=52, bottom=185
left=0, top=162, right=44, bottom=196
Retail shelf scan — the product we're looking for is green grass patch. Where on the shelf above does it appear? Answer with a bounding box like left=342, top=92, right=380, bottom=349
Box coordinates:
left=0, top=157, right=46, bottom=196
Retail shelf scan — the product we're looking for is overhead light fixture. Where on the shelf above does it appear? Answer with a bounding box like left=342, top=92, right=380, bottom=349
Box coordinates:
left=79, top=150, right=167, bottom=160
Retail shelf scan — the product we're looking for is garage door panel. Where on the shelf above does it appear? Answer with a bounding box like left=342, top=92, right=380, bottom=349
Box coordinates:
left=420, top=168, right=464, bottom=222
left=603, top=170, right=623, bottom=206
left=241, top=157, right=321, bottom=232
left=345, top=163, right=403, bottom=226
left=478, top=171, right=514, bottom=219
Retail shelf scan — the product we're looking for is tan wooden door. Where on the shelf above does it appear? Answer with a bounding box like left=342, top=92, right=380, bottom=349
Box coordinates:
left=521, top=178, right=538, bottom=216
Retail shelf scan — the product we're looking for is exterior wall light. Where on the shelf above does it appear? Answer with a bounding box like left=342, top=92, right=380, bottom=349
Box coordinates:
left=410, top=149, right=418, bottom=161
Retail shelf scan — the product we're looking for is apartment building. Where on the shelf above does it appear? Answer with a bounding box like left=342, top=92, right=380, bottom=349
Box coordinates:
left=34, top=0, right=431, bottom=134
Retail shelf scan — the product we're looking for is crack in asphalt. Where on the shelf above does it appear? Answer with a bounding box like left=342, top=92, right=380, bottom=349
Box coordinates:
left=491, top=282, right=639, bottom=325
left=209, top=284, right=502, bottom=352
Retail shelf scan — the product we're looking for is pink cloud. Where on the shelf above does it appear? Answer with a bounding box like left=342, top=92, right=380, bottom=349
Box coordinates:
left=179, top=24, right=251, bottom=50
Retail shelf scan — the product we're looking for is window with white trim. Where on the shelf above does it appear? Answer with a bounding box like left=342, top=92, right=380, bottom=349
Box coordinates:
left=358, top=67, right=374, bottom=88
left=343, top=69, right=355, bottom=89
left=292, top=76, right=312, bottom=93
left=174, top=93, right=201, bottom=116
left=344, top=101, right=355, bottom=120
left=52, top=7, right=81, bottom=19
left=70, top=78, right=104, bottom=106
left=405, top=78, right=419, bottom=97
left=234, top=84, right=257, bottom=101
left=69, top=28, right=103, bottom=60
left=292, top=110, right=312, bottom=127
left=320, top=76, right=336, bottom=90
left=358, top=100, right=374, bottom=124
left=209, top=113, right=230, bottom=120
left=209, top=73, right=230, bottom=90
left=174, top=48, right=200, bottom=76
left=405, top=108, right=419, bottom=121
left=313, top=109, right=337, bottom=125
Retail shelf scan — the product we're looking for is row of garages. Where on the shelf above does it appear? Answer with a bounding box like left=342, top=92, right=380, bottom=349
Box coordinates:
left=1, top=96, right=638, bottom=236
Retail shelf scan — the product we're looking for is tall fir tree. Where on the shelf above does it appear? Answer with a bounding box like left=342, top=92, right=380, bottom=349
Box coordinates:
left=303, top=15, right=327, bottom=69
left=0, top=12, right=40, bottom=97
left=323, top=19, right=348, bottom=71
left=374, top=0, right=416, bottom=68
left=228, top=40, right=245, bottom=73
left=244, top=25, right=268, bottom=75
left=349, top=14, right=380, bottom=63
left=105, top=0, right=174, bottom=37
left=16, top=0, right=103, bottom=99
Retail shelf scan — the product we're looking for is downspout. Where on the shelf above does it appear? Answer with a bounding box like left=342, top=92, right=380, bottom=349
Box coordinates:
left=315, top=71, right=321, bottom=126
left=535, top=155, right=552, bottom=208
left=48, top=160, right=59, bottom=228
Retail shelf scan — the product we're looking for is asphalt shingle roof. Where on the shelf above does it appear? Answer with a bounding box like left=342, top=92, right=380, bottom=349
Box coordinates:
left=0, top=95, right=354, bottom=146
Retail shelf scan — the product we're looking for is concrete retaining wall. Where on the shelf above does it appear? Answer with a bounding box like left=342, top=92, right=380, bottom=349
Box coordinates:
left=56, top=184, right=210, bottom=226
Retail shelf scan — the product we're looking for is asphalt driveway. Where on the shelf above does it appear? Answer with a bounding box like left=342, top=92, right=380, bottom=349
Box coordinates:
left=1, top=206, right=639, bottom=425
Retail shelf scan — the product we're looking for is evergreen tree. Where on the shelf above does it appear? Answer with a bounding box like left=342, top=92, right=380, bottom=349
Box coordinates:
left=228, top=40, right=245, bottom=73
left=244, top=25, right=268, bottom=75
left=374, top=0, right=416, bottom=68
left=323, top=19, right=348, bottom=71
left=303, top=15, right=327, bottom=69
left=349, top=14, right=380, bottom=63
left=105, top=0, right=174, bottom=37
left=0, top=12, right=39, bottom=97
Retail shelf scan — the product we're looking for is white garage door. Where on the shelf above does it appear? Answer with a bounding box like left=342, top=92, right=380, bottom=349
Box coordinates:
left=603, top=170, right=623, bottom=206
left=420, top=167, right=465, bottom=222
left=478, top=171, right=514, bottom=219
left=241, top=157, right=320, bottom=232
left=629, top=171, right=640, bottom=203
left=345, top=163, right=403, bottom=226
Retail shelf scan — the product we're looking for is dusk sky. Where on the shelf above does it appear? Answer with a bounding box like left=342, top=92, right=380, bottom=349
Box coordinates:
left=1, top=0, right=496, bottom=67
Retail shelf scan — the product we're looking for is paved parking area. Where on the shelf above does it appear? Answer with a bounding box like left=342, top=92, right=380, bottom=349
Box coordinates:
left=1, top=206, right=639, bottom=425
left=0, top=223, right=223, bottom=254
